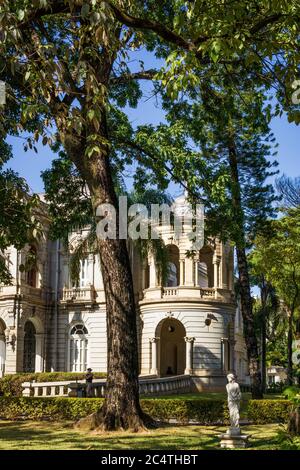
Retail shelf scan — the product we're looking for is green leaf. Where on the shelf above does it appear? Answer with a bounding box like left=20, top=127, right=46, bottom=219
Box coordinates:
left=81, top=4, right=90, bottom=18
left=17, top=10, right=25, bottom=21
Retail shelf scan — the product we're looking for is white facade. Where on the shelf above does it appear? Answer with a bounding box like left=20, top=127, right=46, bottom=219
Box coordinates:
left=0, top=195, right=249, bottom=390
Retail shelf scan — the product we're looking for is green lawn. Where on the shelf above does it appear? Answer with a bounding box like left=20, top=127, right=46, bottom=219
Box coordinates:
left=0, top=420, right=297, bottom=450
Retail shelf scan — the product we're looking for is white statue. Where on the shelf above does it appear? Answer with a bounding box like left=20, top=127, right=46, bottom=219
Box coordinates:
left=226, top=373, right=241, bottom=435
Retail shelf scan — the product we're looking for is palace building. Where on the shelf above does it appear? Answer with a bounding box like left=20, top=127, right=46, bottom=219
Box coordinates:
left=0, top=194, right=249, bottom=390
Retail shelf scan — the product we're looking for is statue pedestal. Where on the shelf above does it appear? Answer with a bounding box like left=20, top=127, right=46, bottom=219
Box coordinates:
left=219, top=428, right=250, bottom=449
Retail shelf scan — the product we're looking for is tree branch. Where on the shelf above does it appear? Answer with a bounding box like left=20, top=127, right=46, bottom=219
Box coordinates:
left=106, top=2, right=197, bottom=53
left=110, top=69, right=158, bottom=84
left=117, top=138, right=203, bottom=203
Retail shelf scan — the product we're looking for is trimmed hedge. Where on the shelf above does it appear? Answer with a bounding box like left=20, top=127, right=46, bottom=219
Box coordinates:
left=0, top=372, right=106, bottom=397
left=247, top=399, right=292, bottom=424
left=142, top=398, right=228, bottom=424
left=0, top=397, right=291, bottom=424
left=0, top=397, right=228, bottom=423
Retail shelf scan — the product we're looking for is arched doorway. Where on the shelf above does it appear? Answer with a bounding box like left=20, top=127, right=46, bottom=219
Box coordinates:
left=156, top=318, right=186, bottom=376
left=23, top=321, right=36, bottom=373
left=0, top=320, right=6, bottom=378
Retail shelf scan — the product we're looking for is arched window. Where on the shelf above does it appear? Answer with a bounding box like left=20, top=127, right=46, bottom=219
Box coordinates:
left=167, top=262, right=178, bottom=287
left=199, top=246, right=214, bottom=287
left=198, top=262, right=208, bottom=288
left=23, top=321, right=36, bottom=372
left=165, top=245, right=179, bottom=287
left=144, top=263, right=150, bottom=289
left=68, top=324, right=89, bottom=372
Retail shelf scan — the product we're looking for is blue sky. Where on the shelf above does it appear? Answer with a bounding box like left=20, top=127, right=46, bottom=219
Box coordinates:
left=6, top=97, right=299, bottom=195
left=5, top=48, right=299, bottom=194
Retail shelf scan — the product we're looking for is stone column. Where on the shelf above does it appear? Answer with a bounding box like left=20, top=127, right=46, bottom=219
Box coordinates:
left=150, top=337, right=158, bottom=375
left=184, top=258, right=194, bottom=286
left=194, top=260, right=199, bottom=286
left=213, top=253, right=220, bottom=288
left=230, top=340, right=236, bottom=372
left=149, top=257, right=157, bottom=288
left=221, top=337, right=229, bottom=372
left=3, top=327, right=18, bottom=374
left=35, top=333, right=44, bottom=372
left=184, top=337, right=195, bottom=375
left=179, top=259, right=185, bottom=285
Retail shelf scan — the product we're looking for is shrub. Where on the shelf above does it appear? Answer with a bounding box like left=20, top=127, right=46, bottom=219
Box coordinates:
left=0, top=397, right=228, bottom=423
left=0, top=372, right=106, bottom=397
left=266, top=381, right=286, bottom=394
left=282, top=386, right=300, bottom=400
left=0, top=397, right=104, bottom=420
left=247, top=399, right=291, bottom=424
left=142, top=398, right=229, bottom=424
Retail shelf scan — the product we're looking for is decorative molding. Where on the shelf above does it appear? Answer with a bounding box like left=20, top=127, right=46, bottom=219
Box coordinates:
left=184, top=336, right=195, bottom=343
left=165, top=311, right=174, bottom=318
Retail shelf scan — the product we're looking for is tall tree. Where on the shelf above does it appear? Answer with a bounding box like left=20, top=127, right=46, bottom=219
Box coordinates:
left=151, top=71, right=279, bottom=397
left=0, top=0, right=196, bottom=430
left=1, top=0, right=298, bottom=421
left=251, top=209, right=300, bottom=385
left=0, top=1, right=156, bottom=431
left=249, top=265, right=280, bottom=392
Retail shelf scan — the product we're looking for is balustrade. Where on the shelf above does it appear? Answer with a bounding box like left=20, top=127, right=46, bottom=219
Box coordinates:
left=22, top=374, right=192, bottom=398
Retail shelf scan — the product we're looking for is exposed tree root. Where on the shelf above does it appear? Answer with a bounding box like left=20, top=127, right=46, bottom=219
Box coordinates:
left=75, top=408, right=157, bottom=433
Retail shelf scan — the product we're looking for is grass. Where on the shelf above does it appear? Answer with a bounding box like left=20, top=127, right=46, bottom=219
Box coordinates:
left=0, top=420, right=296, bottom=450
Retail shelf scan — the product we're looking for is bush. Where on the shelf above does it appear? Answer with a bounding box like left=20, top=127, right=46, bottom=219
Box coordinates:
left=142, top=398, right=229, bottom=424
left=0, top=397, right=104, bottom=420
left=0, top=372, right=106, bottom=397
left=0, top=397, right=228, bottom=423
left=247, top=399, right=291, bottom=424
left=282, top=386, right=300, bottom=400
left=266, top=381, right=286, bottom=394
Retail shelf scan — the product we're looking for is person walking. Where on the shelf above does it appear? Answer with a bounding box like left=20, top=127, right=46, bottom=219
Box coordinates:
left=85, top=368, right=94, bottom=398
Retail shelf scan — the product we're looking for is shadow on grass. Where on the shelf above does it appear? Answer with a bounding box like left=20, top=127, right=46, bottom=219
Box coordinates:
left=0, top=421, right=286, bottom=451
left=0, top=420, right=222, bottom=450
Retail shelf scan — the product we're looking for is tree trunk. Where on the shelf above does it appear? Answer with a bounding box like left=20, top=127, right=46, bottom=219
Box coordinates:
left=227, top=136, right=263, bottom=398
left=236, top=247, right=263, bottom=398
left=287, top=310, right=294, bottom=386
left=260, top=280, right=267, bottom=393
left=63, top=132, right=153, bottom=431
left=261, top=315, right=267, bottom=393
left=288, top=407, right=300, bottom=436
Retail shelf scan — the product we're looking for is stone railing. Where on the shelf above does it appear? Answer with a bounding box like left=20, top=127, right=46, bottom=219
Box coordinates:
left=21, top=285, right=43, bottom=299
left=0, top=284, right=46, bottom=299
left=143, top=286, right=234, bottom=303
left=61, top=286, right=96, bottom=303
left=139, top=374, right=191, bottom=396
left=162, top=287, right=178, bottom=297
left=22, top=374, right=192, bottom=398
left=200, top=288, right=215, bottom=298
left=22, top=380, right=73, bottom=397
